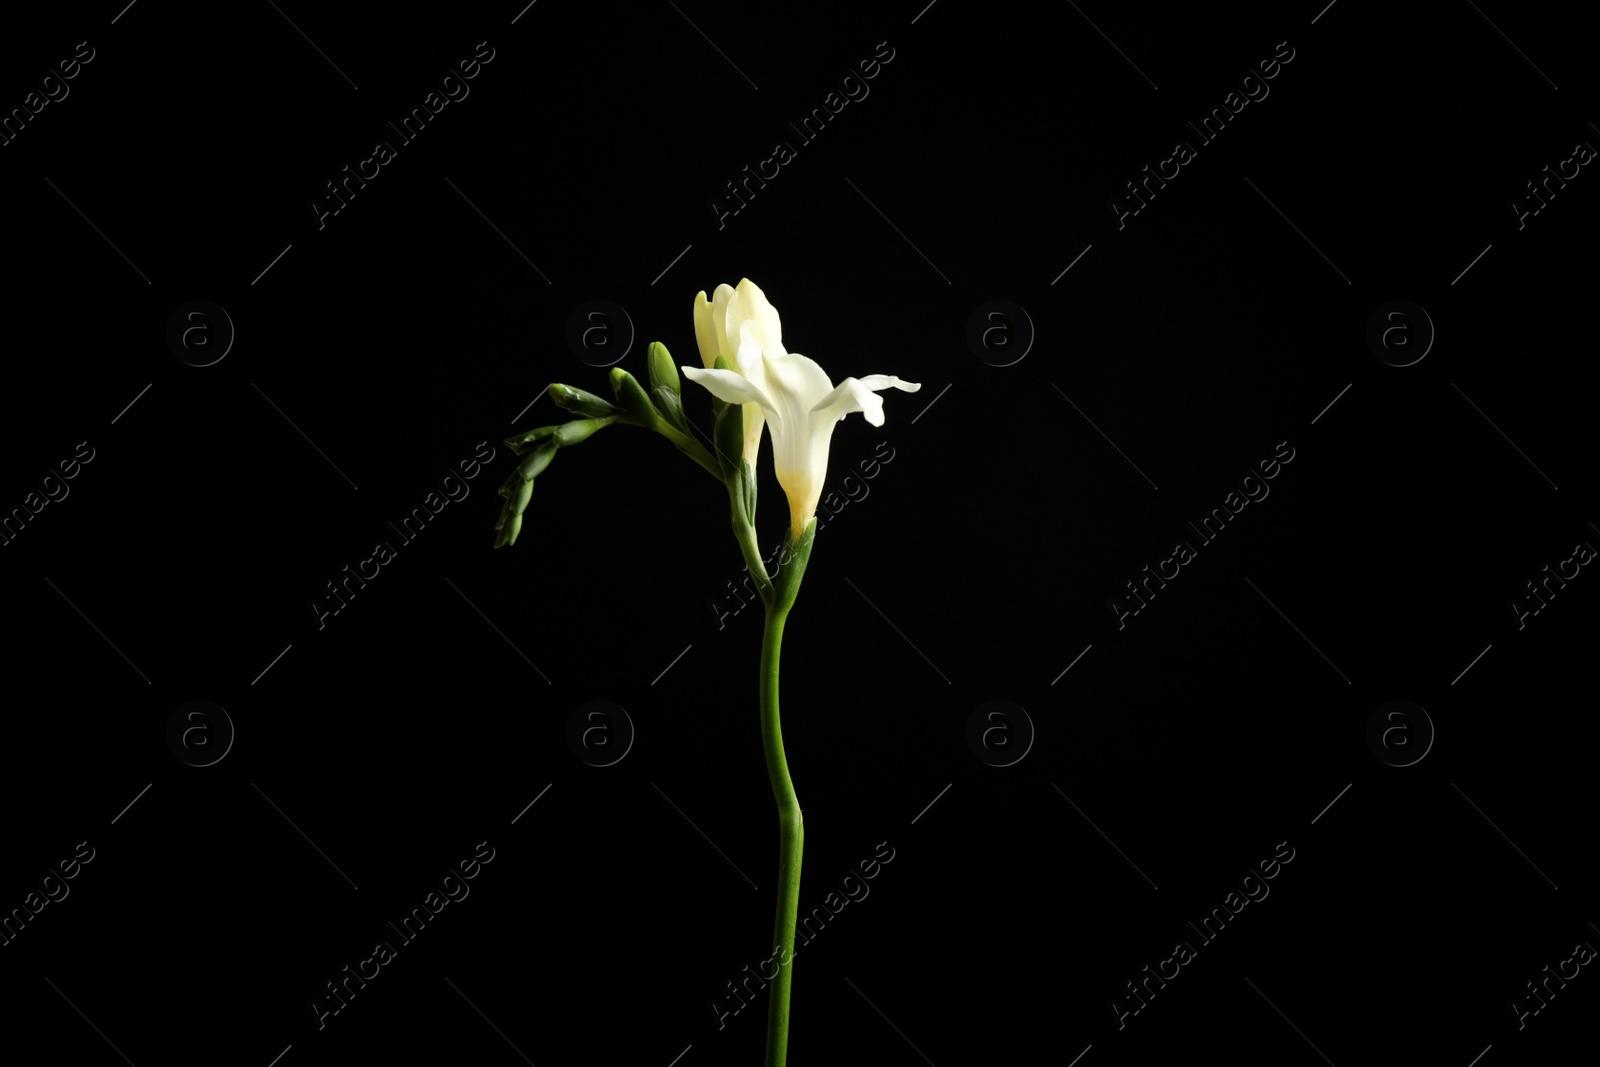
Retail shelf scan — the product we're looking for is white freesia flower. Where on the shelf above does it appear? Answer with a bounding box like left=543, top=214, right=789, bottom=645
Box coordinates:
left=684, top=279, right=920, bottom=539
left=692, top=279, right=782, bottom=468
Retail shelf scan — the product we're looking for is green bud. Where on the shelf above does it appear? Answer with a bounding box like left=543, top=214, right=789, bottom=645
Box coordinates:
left=646, top=341, right=681, bottom=396
left=517, top=441, right=556, bottom=482
left=504, top=424, right=560, bottom=455
left=713, top=392, right=744, bottom=479
left=609, top=368, right=660, bottom=426
left=492, top=498, right=520, bottom=547
left=553, top=417, right=608, bottom=447
left=709, top=394, right=728, bottom=438
left=508, top=476, right=535, bottom=516
left=498, top=462, right=525, bottom=497
left=650, top=386, right=689, bottom=434
left=501, top=511, right=524, bottom=546
left=549, top=383, right=621, bottom=419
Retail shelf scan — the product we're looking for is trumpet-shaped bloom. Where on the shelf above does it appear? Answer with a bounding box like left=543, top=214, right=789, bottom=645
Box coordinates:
left=693, top=279, right=783, bottom=468
left=684, top=281, right=919, bottom=538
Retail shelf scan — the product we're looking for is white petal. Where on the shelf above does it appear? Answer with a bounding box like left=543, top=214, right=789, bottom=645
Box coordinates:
left=759, top=351, right=837, bottom=412
left=740, top=401, right=767, bottom=468
left=710, top=283, right=736, bottom=360
left=728, top=278, right=785, bottom=357
left=736, top=321, right=764, bottom=378
left=748, top=353, right=833, bottom=535
left=853, top=374, right=922, bottom=394
left=682, top=365, right=776, bottom=412
left=693, top=291, right=718, bottom=369
left=809, top=374, right=922, bottom=429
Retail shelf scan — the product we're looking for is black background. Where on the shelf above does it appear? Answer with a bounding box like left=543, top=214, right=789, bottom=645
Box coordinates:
left=1, top=2, right=1595, bottom=1065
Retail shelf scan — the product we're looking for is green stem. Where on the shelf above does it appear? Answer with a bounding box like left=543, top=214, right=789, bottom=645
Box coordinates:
left=654, top=421, right=722, bottom=481
left=760, top=601, right=802, bottom=1067
left=758, top=520, right=814, bottom=1067
left=730, top=462, right=774, bottom=604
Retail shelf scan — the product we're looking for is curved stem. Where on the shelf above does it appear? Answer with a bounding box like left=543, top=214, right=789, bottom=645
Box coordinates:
left=731, top=462, right=774, bottom=604
left=757, top=519, right=813, bottom=1067
left=760, top=602, right=802, bottom=1067
left=654, top=421, right=723, bottom=480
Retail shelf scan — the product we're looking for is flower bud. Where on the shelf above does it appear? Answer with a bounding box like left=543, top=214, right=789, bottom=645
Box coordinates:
left=517, top=441, right=557, bottom=482
left=504, top=424, right=560, bottom=455
left=553, top=418, right=608, bottom=447
left=650, top=386, right=689, bottom=434
left=713, top=391, right=745, bottom=480
left=609, top=368, right=660, bottom=427
left=549, top=383, right=621, bottom=419
left=647, top=341, right=681, bottom=396
left=498, top=510, right=524, bottom=547
left=508, top=476, right=534, bottom=515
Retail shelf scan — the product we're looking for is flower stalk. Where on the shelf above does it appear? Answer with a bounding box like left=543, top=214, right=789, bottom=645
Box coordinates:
left=489, top=279, right=915, bottom=1067
left=756, top=519, right=814, bottom=1067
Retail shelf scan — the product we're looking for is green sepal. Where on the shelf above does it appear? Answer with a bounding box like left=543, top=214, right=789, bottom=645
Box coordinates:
left=646, top=341, right=681, bottom=396
left=549, top=383, right=621, bottom=419
left=769, top=519, right=816, bottom=615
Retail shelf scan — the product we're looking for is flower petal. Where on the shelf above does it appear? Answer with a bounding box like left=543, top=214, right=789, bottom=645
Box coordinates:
left=727, top=278, right=785, bottom=357
left=809, top=374, right=921, bottom=429
left=736, top=321, right=764, bottom=378
left=714, top=282, right=742, bottom=359
left=693, top=290, right=718, bottom=369
left=759, top=351, right=837, bottom=413
left=682, top=365, right=776, bottom=412
left=710, top=283, right=736, bottom=360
